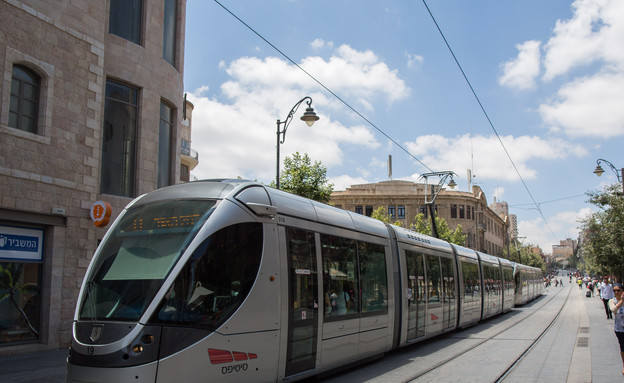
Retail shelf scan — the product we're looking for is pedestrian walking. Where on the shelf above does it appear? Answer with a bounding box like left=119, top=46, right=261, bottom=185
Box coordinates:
left=609, top=283, right=624, bottom=375
left=601, top=277, right=615, bottom=319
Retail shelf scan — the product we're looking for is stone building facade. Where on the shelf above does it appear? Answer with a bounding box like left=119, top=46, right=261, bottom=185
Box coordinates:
left=0, top=0, right=189, bottom=354
left=330, top=180, right=510, bottom=256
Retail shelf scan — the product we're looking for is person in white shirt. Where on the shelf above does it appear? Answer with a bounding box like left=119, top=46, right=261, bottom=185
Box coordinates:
left=601, top=277, right=615, bottom=319
left=608, top=283, right=624, bottom=375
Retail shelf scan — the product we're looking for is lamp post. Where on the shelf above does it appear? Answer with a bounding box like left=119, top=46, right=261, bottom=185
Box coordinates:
left=418, top=171, right=457, bottom=238
left=275, top=96, right=319, bottom=189
left=593, top=158, right=624, bottom=194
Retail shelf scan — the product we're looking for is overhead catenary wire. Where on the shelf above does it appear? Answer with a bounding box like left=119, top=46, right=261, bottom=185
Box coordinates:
left=421, top=0, right=558, bottom=242
left=213, top=0, right=558, bottom=243
left=213, top=0, right=434, bottom=173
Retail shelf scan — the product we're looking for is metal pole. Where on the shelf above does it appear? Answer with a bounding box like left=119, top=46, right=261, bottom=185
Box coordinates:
left=428, top=200, right=439, bottom=238
left=276, top=119, right=281, bottom=189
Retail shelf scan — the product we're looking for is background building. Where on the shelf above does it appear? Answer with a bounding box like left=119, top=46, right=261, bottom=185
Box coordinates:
left=330, top=180, right=509, bottom=256
left=552, top=238, right=577, bottom=266
left=0, top=0, right=190, bottom=354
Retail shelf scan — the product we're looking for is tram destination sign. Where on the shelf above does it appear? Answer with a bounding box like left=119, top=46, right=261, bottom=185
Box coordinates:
left=0, top=225, right=44, bottom=261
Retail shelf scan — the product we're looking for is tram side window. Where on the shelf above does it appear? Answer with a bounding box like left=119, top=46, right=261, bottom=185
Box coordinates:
left=461, top=261, right=478, bottom=303
left=287, top=228, right=318, bottom=316
left=426, top=255, right=441, bottom=304
left=441, top=258, right=455, bottom=303
left=321, top=235, right=358, bottom=318
left=359, top=242, right=387, bottom=314
left=151, top=223, right=263, bottom=329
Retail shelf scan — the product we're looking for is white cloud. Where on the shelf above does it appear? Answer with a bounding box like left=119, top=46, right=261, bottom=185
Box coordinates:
left=499, top=0, right=624, bottom=139
left=403, top=134, right=587, bottom=182
left=518, top=207, right=592, bottom=254
left=542, top=0, right=624, bottom=81
left=301, top=44, right=410, bottom=105
left=492, top=187, right=505, bottom=201
left=539, top=72, right=624, bottom=138
left=405, top=51, right=424, bottom=68
left=499, top=40, right=541, bottom=90
left=331, top=174, right=370, bottom=191
left=188, top=44, right=406, bottom=182
left=310, top=38, right=334, bottom=50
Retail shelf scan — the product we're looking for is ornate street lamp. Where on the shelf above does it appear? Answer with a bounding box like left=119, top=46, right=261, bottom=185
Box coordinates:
left=275, top=97, right=319, bottom=189
left=593, top=158, right=624, bottom=194
left=418, top=171, right=457, bottom=238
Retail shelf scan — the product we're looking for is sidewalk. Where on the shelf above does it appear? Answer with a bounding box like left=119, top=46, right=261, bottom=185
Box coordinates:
left=0, top=348, right=67, bottom=383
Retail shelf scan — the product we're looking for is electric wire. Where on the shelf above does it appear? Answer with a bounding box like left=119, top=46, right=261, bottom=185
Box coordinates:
left=213, top=0, right=559, bottom=242
left=421, top=0, right=559, bottom=242
left=213, top=0, right=434, bottom=173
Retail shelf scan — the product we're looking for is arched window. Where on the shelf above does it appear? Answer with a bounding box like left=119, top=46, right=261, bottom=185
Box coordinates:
left=9, top=65, right=40, bottom=134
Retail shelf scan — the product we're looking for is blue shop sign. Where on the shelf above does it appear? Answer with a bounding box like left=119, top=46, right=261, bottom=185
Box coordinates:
left=0, top=225, right=44, bottom=262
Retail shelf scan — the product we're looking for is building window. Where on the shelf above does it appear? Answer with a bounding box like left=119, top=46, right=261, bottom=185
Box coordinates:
left=450, top=204, right=457, bottom=219
left=101, top=80, right=138, bottom=197
left=419, top=205, right=427, bottom=218
left=398, top=205, right=405, bottom=219
left=365, top=206, right=373, bottom=217
left=158, top=101, right=174, bottom=189
left=109, top=0, right=142, bottom=45
left=180, top=163, right=189, bottom=182
left=388, top=206, right=396, bottom=219
left=9, top=65, right=40, bottom=134
left=163, top=0, right=177, bottom=66
left=355, top=206, right=363, bottom=215
left=459, top=205, right=465, bottom=219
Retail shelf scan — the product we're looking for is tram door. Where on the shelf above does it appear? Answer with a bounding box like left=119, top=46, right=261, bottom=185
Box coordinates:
left=285, top=228, right=319, bottom=377
left=406, top=250, right=426, bottom=341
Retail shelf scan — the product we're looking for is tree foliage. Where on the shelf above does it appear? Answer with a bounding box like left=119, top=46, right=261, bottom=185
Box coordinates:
left=371, top=207, right=465, bottom=246
left=580, top=184, right=624, bottom=281
left=504, top=240, right=546, bottom=271
left=271, top=152, right=334, bottom=203
left=370, top=206, right=403, bottom=227
left=411, top=212, right=466, bottom=246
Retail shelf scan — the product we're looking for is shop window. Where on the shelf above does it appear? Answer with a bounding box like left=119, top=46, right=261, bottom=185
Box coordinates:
left=0, top=225, right=44, bottom=344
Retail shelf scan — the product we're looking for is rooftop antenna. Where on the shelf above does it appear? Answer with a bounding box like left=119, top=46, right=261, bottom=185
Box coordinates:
left=388, top=155, right=392, bottom=180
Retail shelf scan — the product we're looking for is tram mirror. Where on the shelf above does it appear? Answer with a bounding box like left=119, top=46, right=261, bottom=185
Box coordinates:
left=246, top=203, right=277, bottom=218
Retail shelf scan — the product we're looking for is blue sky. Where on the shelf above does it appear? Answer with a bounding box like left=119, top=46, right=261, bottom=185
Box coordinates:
left=183, top=0, right=624, bottom=254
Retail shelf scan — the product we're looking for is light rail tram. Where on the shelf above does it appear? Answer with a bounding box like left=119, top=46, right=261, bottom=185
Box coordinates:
left=67, top=179, right=542, bottom=382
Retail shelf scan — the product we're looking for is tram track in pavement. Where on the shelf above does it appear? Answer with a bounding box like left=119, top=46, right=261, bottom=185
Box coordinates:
left=401, top=286, right=571, bottom=383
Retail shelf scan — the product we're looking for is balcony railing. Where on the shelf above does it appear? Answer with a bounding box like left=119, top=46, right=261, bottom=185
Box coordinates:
left=180, top=146, right=199, bottom=161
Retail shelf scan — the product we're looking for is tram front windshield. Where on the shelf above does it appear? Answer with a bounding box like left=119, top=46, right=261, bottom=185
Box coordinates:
left=79, top=199, right=216, bottom=321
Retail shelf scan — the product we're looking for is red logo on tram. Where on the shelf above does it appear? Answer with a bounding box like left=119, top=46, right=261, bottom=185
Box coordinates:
left=208, top=348, right=258, bottom=364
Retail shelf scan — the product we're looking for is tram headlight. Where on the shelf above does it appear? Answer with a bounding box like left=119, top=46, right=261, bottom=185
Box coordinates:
left=142, top=334, right=155, bottom=344
left=132, top=345, right=144, bottom=354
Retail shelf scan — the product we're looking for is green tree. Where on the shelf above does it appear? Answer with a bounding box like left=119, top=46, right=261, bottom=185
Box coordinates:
left=271, top=152, right=334, bottom=203
left=370, top=206, right=403, bottom=227
left=503, top=239, right=546, bottom=272
left=410, top=212, right=466, bottom=246
left=580, top=184, right=624, bottom=281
